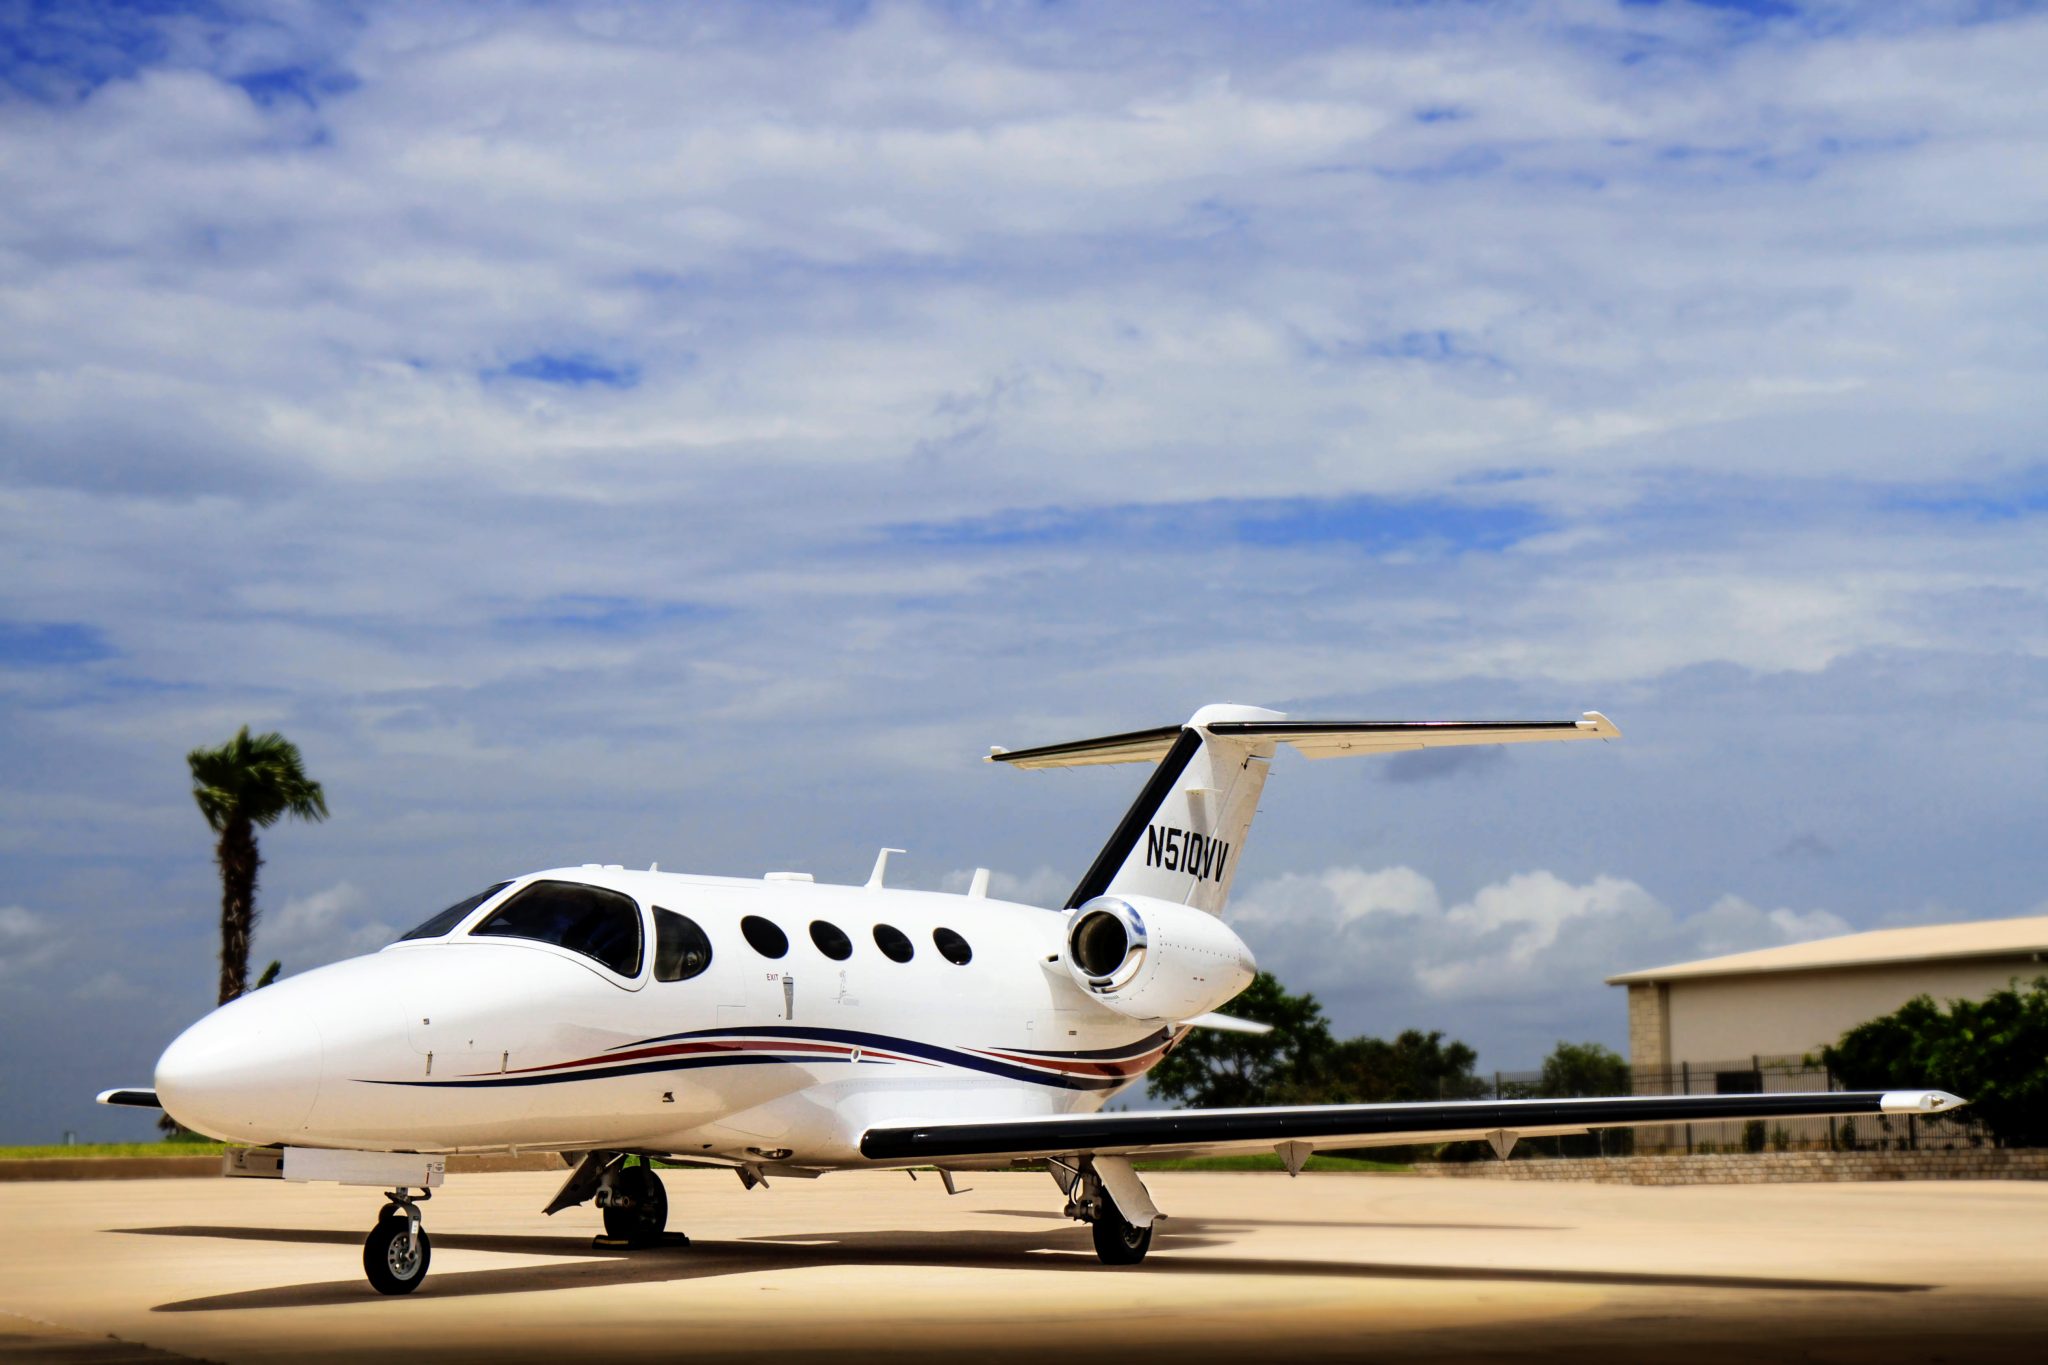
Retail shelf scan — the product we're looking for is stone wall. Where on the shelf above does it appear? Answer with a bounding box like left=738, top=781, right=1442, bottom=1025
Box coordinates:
left=1413, top=1148, right=2048, bottom=1185
left=1625, top=982, right=1668, bottom=1073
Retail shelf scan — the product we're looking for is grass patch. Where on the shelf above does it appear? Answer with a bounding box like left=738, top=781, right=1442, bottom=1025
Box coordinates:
left=0, top=1142, right=225, bottom=1160
left=1133, top=1153, right=1408, bottom=1173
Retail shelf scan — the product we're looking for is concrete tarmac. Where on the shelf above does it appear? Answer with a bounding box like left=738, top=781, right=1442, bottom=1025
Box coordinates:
left=2, top=1169, right=2042, bottom=1364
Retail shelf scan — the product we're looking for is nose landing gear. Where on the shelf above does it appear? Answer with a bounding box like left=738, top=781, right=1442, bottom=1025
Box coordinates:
left=363, top=1187, right=433, bottom=1295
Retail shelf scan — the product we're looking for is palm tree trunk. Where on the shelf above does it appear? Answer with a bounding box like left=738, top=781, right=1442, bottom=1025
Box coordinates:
left=216, top=816, right=261, bottom=1004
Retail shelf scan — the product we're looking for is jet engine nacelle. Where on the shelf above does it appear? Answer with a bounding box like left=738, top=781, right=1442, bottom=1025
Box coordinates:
left=1062, top=895, right=1257, bottom=1022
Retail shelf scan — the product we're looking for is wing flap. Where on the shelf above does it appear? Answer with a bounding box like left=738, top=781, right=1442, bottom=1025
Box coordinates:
left=861, top=1089, right=1961, bottom=1164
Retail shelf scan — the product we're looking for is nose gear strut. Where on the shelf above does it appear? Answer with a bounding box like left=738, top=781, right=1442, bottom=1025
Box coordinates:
left=362, top=1186, right=432, bottom=1295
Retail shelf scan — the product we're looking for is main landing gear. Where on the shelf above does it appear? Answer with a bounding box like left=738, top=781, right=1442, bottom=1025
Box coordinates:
left=544, top=1152, right=683, bottom=1250
left=1050, top=1156, right=1159, bottom=1266
left=596, top=1161, right=670, bottom=1247
left=364, top=1187, right=432, bottom=1295
left=1090, top=1200, right=1153, bottom=1265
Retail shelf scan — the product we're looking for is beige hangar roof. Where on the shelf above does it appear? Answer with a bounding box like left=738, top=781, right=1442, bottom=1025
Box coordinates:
left=1607, top=913, right=2048, bottom=986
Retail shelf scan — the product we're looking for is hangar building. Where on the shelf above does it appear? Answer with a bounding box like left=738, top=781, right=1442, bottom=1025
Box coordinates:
left=1609, top=913, right=2048, bottom=1076
left=1607, top=914, right=2048, bottom=1150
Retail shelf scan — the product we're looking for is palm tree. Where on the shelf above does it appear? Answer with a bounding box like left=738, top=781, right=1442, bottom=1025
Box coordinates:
left=188, top=727, right=328, bottom=1004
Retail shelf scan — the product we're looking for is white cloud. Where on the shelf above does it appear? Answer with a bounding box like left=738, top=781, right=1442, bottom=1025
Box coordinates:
left=1230, top=866, right=1851, bottom=1064
left=4, top=0, right=2048, bottom=1138
left=0, top=906, right=61, bottom=978
left=259, top=882, right=396, bottom=972
left=937, top=865, right=1072, bottom=911
left=70, top=971, right=141, bottom=1003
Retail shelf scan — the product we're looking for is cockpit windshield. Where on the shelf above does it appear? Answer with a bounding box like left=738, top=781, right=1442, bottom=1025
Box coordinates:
left=396, top=883, right=512, bottom=942
left=470, top=880, right=644, bottom=976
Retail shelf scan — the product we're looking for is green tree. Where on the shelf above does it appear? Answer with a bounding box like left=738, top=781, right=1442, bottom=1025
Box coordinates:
left=187, top=727, right=328, bottom=1004
left=1537, top=1040, right=1634, bottom=1157
left=1148, top=972, right=1334, bottom=1108
left=1820, top=978, right=2048, bottom=1147
left=1285, top=1029, right=1486, bottom=1104
left=1539, top=1041, right=1631, bottom=1098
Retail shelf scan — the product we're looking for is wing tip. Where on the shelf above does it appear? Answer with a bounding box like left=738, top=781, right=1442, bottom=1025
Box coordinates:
left=95, top=1087, right=161, bottom=1109
left=1880, top=1089, right=1967, bottom=1114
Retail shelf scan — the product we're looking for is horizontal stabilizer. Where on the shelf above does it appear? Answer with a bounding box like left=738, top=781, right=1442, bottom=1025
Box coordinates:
left=1214, top=712, right=1619, bottom=760
left=989, top=725, right=1183, bottom=769
left=1178, top=1013, right=1275, bottom=1036
left=95, top=1088, right=161, bottom=1109
left=993, top=703, right=1620, bottom=916
left=990, top=713, right=1618, bottom=769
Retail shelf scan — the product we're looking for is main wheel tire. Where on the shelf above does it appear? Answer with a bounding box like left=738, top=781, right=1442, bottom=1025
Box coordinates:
left=363, top=1218, right=432, bottom=1295
left=602, top=1165, right=668, bottom=1246
left=1091, top=1204, right=1153, bottom=1265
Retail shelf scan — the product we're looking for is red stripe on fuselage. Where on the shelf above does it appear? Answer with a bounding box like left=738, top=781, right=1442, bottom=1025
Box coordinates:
left=967, top=1042, right=1170, bottom=1078
left=465, top=1037, right=931, bottom=1079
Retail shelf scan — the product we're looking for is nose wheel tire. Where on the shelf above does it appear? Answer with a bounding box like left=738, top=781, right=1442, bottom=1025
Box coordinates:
left=1090, top=1204, right=1153, bottom=1265
left=363, top=1217, right=432, bottom=1295
left=602, top=1164, right=669, bottom=1246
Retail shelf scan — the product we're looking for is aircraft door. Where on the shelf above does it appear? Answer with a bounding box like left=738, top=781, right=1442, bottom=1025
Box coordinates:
left=719, top=910, right=796, bottom=1029
left=718, top=969, right=792, bottom=1029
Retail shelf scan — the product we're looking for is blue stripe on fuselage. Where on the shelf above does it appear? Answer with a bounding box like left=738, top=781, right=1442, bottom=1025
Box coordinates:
left=363, top=1028, right=1131, bottom=1092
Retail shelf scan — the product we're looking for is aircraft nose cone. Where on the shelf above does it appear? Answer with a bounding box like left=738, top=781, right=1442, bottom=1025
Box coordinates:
left=156, top=987, right=323, bottom=1144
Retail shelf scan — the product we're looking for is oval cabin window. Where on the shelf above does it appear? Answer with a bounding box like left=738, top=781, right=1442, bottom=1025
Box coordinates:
left=741, top=915, right=789, bottom=959
left=809, top=920, right=853, bottom=961
left=872, top=923, right=914, bottom=963
left=932, top=926, right=972, bottom=965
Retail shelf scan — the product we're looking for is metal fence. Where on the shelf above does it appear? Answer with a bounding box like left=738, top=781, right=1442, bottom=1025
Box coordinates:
left=1476, top=1058, right=1985, bottom=1155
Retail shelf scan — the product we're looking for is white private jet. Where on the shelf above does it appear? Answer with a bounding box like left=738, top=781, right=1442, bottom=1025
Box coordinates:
left=100, top=704, right=1963, bottom=1294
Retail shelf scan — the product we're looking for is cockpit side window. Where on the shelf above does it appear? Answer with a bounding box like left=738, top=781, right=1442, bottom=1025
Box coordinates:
left=472, top=880, right=643, bottom=976
left=652, top=907, right=713, bottom=982
left=398, top=882, right=512, bottom=942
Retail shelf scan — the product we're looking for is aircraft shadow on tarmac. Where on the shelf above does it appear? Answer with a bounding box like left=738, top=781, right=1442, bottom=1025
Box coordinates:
left=989, top=1208, right=1570, bottom=1232
left=121, top=1223, right=1933, bottom=1313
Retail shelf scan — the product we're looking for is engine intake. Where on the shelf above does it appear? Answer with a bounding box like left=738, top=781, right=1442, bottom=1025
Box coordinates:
left=1062, top=895, right=1256, bottom=1022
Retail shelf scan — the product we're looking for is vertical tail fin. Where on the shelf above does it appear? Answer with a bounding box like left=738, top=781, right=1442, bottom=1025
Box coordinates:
left=989, top=705, right=1619, bottom=917
left=991, top=704, right=1285, bottom=914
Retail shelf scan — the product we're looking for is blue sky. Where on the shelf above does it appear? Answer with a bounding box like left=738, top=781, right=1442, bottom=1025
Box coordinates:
left=3, top=0, right=2047, bottom=1140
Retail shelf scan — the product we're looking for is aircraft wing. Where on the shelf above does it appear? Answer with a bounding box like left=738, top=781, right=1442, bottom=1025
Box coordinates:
left=860, top=1089, right=1963, bottom=1165
left=96, top=1088, right=162, bottom=1109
